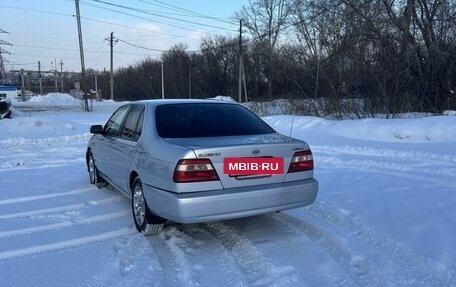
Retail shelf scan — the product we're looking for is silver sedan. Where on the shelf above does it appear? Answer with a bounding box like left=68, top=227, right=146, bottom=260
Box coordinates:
left=86, top=99, right=318, bottom=235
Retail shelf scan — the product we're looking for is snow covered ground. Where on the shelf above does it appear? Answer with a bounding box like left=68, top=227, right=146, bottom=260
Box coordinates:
left=0, top=94, right=455, bottom=286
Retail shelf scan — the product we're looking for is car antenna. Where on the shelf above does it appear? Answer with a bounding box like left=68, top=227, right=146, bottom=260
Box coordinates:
left=288, top=106, right=296, bottom=140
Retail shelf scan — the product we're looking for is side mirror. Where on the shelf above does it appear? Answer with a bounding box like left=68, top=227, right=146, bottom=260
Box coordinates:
left=90, top=125, right=104, bottom=134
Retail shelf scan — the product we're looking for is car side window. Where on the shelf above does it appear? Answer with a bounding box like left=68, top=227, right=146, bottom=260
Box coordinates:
left=121, top=104, right=145, bottom=141
left=104, top=105, right=131, bottom=137
left=134, top=110, right=144, bottom=141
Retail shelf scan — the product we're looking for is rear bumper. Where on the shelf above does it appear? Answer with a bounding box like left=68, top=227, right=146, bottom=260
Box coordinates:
left=143, top=178, right=318, bottom=223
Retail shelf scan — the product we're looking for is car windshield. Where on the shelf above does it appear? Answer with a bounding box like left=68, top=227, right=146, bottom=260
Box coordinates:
left=155, top=103, right=275, bottom=138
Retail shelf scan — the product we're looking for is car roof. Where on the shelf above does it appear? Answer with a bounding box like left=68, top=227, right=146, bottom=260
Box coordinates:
left=133, top=99, right=239, bottom=107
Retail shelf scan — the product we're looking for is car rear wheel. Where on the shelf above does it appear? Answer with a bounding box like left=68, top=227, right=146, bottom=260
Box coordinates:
left=132, top=178, right=165, bottom=235
left=88, top=152, right=108, bottom=189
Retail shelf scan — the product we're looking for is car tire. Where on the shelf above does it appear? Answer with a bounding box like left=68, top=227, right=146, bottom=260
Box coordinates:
left=88, top=152, right=108, bottom=189
left=132, top=178, right=165, bottom=235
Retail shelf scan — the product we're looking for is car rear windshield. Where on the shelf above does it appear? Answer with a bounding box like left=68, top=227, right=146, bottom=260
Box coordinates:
left=155, top=103, right=275, bottom=138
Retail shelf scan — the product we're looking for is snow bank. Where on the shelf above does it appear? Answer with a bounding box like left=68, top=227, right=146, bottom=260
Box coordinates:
left=443, top=110, right=456, bottom=116
left=207, top=95, right=236, bottom=102
left=12, top=93, right=125, bottom=113
left=0, top=112, right=110, bottom=140
left=28, top=93, right=81, bottom=105
left=8, top=104, right=24, bottom=119
left=264, top=115, right=456, bottom=143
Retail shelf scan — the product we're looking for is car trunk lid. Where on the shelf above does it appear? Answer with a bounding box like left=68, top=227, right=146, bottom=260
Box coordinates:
left=165, top=133, right=311, bottom=189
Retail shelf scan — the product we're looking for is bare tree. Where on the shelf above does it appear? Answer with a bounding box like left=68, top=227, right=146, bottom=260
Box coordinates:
left=198, top=36, right=238, bottom=98
left=162, top=43, right=191, bottom=98
left=237, top=0, right=293, bottom=98
left=337, top=0, right=456, bottom=113
left=109, top=0, right=456, bottom=115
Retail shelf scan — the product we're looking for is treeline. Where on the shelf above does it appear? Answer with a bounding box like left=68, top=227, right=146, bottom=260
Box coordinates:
left=112, top=0, right=456, bottom=117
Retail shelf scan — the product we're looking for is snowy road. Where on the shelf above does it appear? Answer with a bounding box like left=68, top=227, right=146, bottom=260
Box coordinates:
left=1, top=107, right=455, bottom=286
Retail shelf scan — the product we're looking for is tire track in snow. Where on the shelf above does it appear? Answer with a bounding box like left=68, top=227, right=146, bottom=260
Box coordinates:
left=309, top=144, right=456, bottom=285
left=305, top=202, right=456, bottom=286
left=0, top=196, right=122, bottom=220
left=177, top=224, right=250, bottom=287
left=313, top=145, right=456, bottom=187
left=201, top=222, right=298, bottom=287
left=188, top=226, right=249, bottom=287
left=0, top=210, right=129, bottom=239
left=217, top=215, right=356, bottom=287
left=161, top=227, right=199, bottom=287
left=0, top=134, right=90, bottom=170
left=0, top=187, right=92, bottom=206
left=273, top=213, right=383, bottom=287
left=313, top=145, right=456, bottom=172
left=276, top=211, right=455, bottom=286
left=86, top=235, right=166, bottom=287
left=96, top=225, right=200, bottom=287
left=313, top=145, right=456, bottom=164
left=134, top=222, right=288, bottom=287
left=0, top=227, right=135, bottom=261
left=0, top=133, right=92, bottom=145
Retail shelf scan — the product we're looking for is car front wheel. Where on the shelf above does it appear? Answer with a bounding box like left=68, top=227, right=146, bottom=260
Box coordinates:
left=132, top=178, right=165, bottom=235
left=88, top=152, right=107, bottom=189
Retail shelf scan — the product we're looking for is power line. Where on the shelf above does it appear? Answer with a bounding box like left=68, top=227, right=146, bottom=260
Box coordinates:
left=0, top=4, right=73, bottom=17
left=1, top=2, right=250, bottom=72
left=12, top=43, right=83, bottom=52
left=92, top=4, right=193, bottom=32
left=6, top=62, right=36, bottom=66
left=79, top=15, right=197, bottom=40
left=81, top=1, right=206, bottom=32
left=128, top=0, right=235, bottom=22
left=87, top=0, right=233, bottom=31
left=85, top=40, right=109, bottom=69
left=137, top=0, right=235, bottom=25
left=10, top=42, right=161, bottom=55
left=0, top=4, right=210, bottom=41
left=10, top=32, right=99, bottom=45
left=116, top=38, right=166, bottom=52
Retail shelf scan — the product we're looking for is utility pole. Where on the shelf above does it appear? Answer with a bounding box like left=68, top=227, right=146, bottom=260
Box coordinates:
left=54, top=58, right=58, bottom=92
left=75, top=0, right=89, bottom=111
left=38, top=61, right=43, bottom=94
left=60, top=59, right=64, bottom=93
left=238, top=19, right=244, bottom=103
left=161, top=62, right=164, bottom=99
left=188, top=60, right=192, bottom=99
left=109, top=32, right=114, bottom=100
left=20, top=69, right=25, bottom=99
left=243, top=63, right=247, bottom=102
left=94, top=73, right=98, bottom=100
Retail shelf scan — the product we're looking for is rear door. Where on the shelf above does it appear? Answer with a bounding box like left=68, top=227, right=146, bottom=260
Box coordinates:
left=109, top=104, right=145, bottom=191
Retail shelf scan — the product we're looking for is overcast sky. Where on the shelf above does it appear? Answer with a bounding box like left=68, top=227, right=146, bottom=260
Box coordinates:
left=0, top=0, right=247, bottom=72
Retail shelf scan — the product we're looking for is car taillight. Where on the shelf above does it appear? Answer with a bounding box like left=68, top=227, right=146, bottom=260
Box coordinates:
left=173, top=159, right=219, bottom=183
left=288, top=150, right=314, bottom=173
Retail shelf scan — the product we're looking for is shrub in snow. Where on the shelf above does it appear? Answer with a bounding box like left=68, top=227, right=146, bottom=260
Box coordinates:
left=0, top=98, right=13, bottom=119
